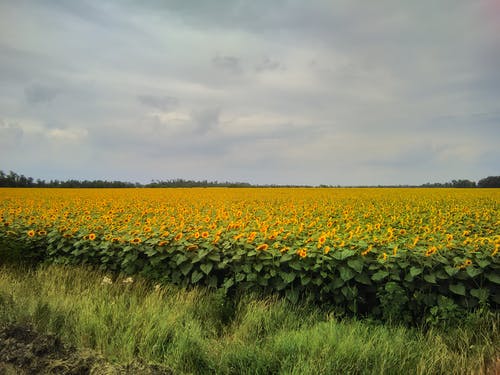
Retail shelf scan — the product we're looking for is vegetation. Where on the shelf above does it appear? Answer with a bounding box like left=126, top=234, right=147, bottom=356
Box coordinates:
left=1, top=188, right=498, bottom=324
left=478, top=176, right=500, bottom=188
left=1, top=170, right=499, bottom=188
left=0, top=262, right=498, bottom=374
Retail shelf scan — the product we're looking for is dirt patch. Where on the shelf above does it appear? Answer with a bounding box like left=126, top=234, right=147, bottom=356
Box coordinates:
left=0, top=324, right=173, bottom=374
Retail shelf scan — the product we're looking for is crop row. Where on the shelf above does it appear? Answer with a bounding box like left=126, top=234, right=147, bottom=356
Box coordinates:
left=1, top=188, right=499, bottom=321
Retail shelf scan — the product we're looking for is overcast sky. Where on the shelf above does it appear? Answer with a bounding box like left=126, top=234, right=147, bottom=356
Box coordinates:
left=1, top=0, right=499, bottom=185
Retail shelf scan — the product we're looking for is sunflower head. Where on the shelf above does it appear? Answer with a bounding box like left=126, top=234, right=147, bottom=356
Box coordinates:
left=256, top=243, right=269, bottom=251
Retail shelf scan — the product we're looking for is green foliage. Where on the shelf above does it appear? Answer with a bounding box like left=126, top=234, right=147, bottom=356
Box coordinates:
left=1, top=230, right=499, bottom=324
left=0, top=263, right=498, bottom=375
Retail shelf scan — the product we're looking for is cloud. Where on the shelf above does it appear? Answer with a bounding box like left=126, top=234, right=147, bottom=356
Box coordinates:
left=0, top=1, right=498, bottom=184
left=255, top=57, right=284, bottom=72
left=192, top=107, right=220, bottom=134
left=24, top=83, right=60, bottom=105
left=0, top=119, right=23, bottom=147
left=137, top=95, right=179, bottom=111
left=46, top=127, right=88, bottom=142
left=212, top=54, right=242, bottom=74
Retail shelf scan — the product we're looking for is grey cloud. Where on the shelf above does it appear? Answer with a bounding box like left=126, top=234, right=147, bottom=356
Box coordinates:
left=1, top=0, right=499, bottom=185
left=137, top=95, right=179, bottom=111
left=255, top=57, right=284, bottom=72
left=24, top=84, right=60, bottom=105
left=212, top=55, right=242, bottom=74
left=0, top=119, right=23, bottom=145
left=192, top=107, right=220, bottom=134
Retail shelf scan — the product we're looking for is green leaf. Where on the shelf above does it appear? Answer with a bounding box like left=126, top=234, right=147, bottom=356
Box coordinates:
left=332, top=249, right=353, bottom=260
left=191, top=270, right=204, bottom=284
left=179, top=262, right=193, bottom=276
left=280, top=271, right=296, bottom=284
left=354, top=273, right=372, bottom=285
left=207, top=253, right=221, bottom=262
left=444, top=265, right=458, bottom=276
left=289, top=261, right=302, bottom=271
left=175, top=254, right=188, bottom=265
left=339, top=266, right=355, bottom=282
left=465, top=267, right=482, bottom=278
left=208, top=275, right=218, bottom=288
left=485, top=273, right=500, bottom=284
left=341, top=285, right=357, bottom=299
left=144, top=247, right=157, bottom=257
left=347, top=258, right=363, bottom=273
left=449, top=283, right=466, bottom=296
left=423, top=274, right=437, bottom=283
left=280, top=253, right=293, bottom=263
left=477, top=259, right=490, bottom=269
left=254, top=263, right=263, bottom=272
left=330, top=278, right=344, bottom=290
left=371, top=270, right=389, bottom=281
left=192, top=250, right=208, bottom=263
left=493, top=293, right=500, bottom=305
left=285, top=289, right=299, bottom=304
left=470, top=288, right=489, bottom=301
left=410, top=266, right=423, bottom=277
left=200, top=263, right=213, bottom=275
left=300, top=275, right=312, bottom=286
left=223, top=278, right=234, bottom=290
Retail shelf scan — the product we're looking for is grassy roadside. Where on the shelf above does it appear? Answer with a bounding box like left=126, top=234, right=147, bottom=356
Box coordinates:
left=0, top=262, right=498, bottom=374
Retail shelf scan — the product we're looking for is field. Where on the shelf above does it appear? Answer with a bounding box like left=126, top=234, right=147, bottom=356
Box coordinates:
left=1, top=187, right=499, bottom=323
left=1, top=187, right=499, bottom=373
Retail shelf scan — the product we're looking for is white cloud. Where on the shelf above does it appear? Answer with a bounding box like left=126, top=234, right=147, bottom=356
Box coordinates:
left=46, top=127, right=88, bottom=142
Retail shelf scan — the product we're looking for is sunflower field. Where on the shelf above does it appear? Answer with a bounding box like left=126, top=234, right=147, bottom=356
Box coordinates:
left=1, top=188, right=499, bottom=320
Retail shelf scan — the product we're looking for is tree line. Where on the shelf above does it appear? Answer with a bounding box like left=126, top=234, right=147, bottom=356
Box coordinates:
left=0, top=170, right=499, bottom=188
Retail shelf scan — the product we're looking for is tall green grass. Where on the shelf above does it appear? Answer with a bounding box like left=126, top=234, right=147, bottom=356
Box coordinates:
left=0, top=263, right=498, bottom=374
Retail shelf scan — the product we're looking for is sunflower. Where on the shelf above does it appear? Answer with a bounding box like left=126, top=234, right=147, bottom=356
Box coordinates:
left=323, top=246, right=331, bottom=255
left=256, top=244, right=269, bottom=251
left=425, top=246, right=437, bottom=257
left=247, top=232, right=257, bottom=243
left=88, top=233, right=96, bottom=241
left=201, top=231, right=209, bottom=239
left=27, top=230, right=35, bottom=237
left=174, top=233, right=183, bottom=241
left=130, top=237, right=142, bottom=244
left=296, top=248, right=307, bottom=259
left=361, top=245, right=373, bottom=256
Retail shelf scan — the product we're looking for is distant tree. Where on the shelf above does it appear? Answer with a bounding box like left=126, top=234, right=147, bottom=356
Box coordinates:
left=450, top=179, right=476, bottom=188
left=477, top=176, right=500, bottom=188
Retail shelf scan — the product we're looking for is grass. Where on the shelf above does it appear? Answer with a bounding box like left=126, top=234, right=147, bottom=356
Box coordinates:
left=0, top=262, right=498, bottom=374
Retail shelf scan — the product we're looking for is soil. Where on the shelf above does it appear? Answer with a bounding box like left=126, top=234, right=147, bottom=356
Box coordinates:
left=0, top=324, right=173, bottom=375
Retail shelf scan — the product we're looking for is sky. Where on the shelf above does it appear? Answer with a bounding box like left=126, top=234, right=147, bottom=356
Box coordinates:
left=0, top=0, right=499, bottom=186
